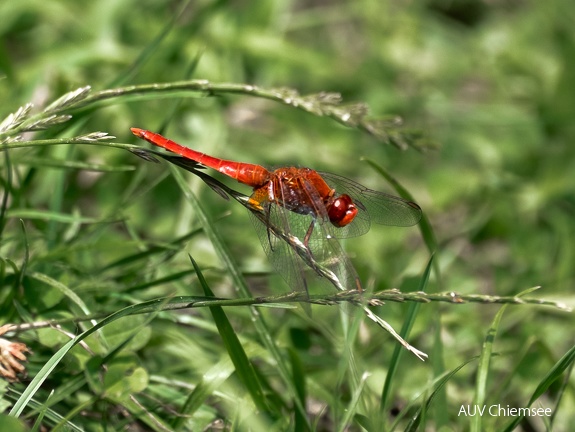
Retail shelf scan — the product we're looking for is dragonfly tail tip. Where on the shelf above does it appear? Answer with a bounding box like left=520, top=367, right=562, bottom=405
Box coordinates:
left=130, top=127, right=144, bottom=137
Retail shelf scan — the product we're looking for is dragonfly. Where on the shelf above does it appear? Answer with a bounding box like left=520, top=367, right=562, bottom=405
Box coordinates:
left=131, top=128, right=422, bottom=295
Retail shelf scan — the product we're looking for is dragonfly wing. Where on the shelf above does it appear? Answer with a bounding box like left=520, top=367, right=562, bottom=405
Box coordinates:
left=249, top=206, right=361, bottom=294
left=277, top=173, right=362, bottom=292
left=247, top=175, right=362, bottom=294
left=248, top=202, right=311, bottom=295
left=319, top=171, right=422, bottom=238
left=303, top=218, right=363, bottom=292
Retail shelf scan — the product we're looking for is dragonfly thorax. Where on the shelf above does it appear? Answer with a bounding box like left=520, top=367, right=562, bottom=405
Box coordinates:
left=327, top=194, right=358, bottom=227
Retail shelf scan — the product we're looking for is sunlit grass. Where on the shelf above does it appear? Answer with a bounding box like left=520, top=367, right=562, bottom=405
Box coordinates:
left=1, top=0, right=574, bottom=430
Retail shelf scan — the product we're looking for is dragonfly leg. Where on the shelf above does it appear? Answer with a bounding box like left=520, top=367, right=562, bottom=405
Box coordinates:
left=304, top=218, right=362, bottom=293
left=303, top=219, right=315, bottom=247
left=302, top=220, right=322, bottom=273
left=354, top=275, right=363, bottom=292
left=263, top=206, right=275, bottom=252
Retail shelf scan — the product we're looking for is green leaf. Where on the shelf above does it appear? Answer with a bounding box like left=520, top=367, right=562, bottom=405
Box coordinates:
left=102, top=355, right=149, bottom=400
left=172, top=357, right=235, bottom=430
left=0, top=414, right=27, bottom=432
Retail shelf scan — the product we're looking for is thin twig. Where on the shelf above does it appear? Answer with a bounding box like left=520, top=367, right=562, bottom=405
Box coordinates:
left=1, top=82, right=426, bottom=149
left=7, top=288, right=568, bottom=334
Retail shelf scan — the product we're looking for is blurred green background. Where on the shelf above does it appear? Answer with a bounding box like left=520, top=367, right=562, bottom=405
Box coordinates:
left=1, top=0, right=574, bottom=430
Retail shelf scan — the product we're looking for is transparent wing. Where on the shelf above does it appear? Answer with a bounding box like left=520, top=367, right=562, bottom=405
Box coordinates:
left=248, top=202, right=311, bottom=295
left=301, top=217, right=362, bottom=293
left=249, top=206, right=361, bottom=294
left=319, top=171, right=422, bottom=238
left=247, top=175, right=362, bottom=295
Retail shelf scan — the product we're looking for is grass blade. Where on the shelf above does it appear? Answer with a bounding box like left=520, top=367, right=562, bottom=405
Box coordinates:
left=380, top=255, right=434, bottom=416
left=9, top=298, right=170, bottom=417
left=188, top=254, right=270, bottom=415
left=0, top=147, right=12, bottom=241
left=471, top=305, right=508, bottom=432
left=165, top=160, right=309, bottom=421
left=172, top=357, right=235, bottom=430
left=400, top=357, right=479, bottom=432
left=502, top=342, right=575, bottom=432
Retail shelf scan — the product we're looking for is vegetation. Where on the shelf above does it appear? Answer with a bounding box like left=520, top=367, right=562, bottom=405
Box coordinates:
left=1, top=0, right=573, bottom=430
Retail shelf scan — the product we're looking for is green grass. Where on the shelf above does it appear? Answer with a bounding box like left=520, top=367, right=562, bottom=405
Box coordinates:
left=1, top=0, right=574, bottom=430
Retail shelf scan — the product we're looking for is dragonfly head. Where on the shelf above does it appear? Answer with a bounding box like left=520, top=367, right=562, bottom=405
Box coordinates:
left=328, top=194, right=358, bottom=227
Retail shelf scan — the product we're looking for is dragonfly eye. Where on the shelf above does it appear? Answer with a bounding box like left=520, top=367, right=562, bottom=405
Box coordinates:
left=328, top=194, right=358, bottom=227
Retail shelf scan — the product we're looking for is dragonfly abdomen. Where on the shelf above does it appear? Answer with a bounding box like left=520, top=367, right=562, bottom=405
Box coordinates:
left=131, top=128, right=271, bottom=187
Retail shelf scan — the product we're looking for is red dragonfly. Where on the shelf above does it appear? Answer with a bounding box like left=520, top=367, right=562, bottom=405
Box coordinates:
left=131, top=128, right=422, bottom=294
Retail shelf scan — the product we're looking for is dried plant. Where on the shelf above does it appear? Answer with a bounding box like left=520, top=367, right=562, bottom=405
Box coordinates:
left=0, top=324, right=31, bottom=382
